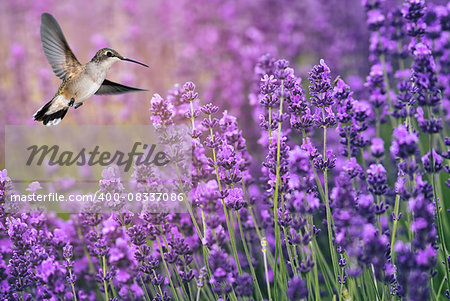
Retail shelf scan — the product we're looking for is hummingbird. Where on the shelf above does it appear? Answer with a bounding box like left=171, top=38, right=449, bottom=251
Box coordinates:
left=33, top=13, right=149, bottom=126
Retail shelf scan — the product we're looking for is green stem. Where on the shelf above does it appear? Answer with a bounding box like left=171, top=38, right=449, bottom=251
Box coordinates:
left=437, top=274, right=447, bottom=299
left=268, top=106, right=273, bottom=143
left=208, top=115, right=242, bottom=274
left=76, top=226, right=96, bottom=273
left=321, top=113, right=338, bottom=283
left=273, top=79, right=288, bottom=298
left=371, top=265, right=381, bottom=301
left=301, top=129, right=326, bottom=201
left=153, top=269, right=164, bottom=296
left=140, top=276, right=151, bottom=301
left=428, top=133, right=450, bottom=295
left=102, top=256, right=109, bottom=301
left=237, top=212, right=264, bottom=300
left=390, top=194, right=401, bottom=263
left=109, top=280, right=118, bottom=300
left=282, top=225, right=298, bottom=276
left=170, top=144, right=203, bottom=240
left=189, top=101, right=196, bottom=130
left=338, top=257, right=345, bottom=298
left=196, top=286, right=201, bottom=301
left=261, top=238, right=272, bottom=301
left=156, top=236, right=181, bottom=301
left=69, top=269, right=78, bottom=301
left=307, top=216, right=321, bottom=301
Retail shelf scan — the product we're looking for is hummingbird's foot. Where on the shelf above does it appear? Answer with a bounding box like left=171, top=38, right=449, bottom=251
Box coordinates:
left=74, top=102, right=83, bottom=109
left=68, top=98, right=75, bottom=107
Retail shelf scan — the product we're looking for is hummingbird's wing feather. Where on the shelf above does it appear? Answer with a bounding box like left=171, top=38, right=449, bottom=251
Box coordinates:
left=40, top=13, right=81, bottom=80
left=95, top=79, right=148, bottom=95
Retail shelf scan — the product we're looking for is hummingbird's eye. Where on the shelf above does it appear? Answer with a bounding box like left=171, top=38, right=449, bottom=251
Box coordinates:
left=106, top=51, right=113, bottom=57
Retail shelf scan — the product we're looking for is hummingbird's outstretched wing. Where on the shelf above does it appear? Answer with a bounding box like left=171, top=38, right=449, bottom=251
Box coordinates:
left=95, top=79, right=148, bottom=95
left=40, top=13, right=81, bottom=80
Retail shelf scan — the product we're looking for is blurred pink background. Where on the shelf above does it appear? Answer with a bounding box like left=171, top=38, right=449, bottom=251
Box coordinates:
left=0, top=0, right=377, bottom=167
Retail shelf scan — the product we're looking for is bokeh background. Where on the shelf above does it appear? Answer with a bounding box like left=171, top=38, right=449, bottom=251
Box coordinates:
left=0, top=0, right=374, bottom=166
left=0, top=0, right=446, bottom=167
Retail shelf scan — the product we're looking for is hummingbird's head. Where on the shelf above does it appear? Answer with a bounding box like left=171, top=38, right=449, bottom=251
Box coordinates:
left=92, top=48, right=149, bottom=69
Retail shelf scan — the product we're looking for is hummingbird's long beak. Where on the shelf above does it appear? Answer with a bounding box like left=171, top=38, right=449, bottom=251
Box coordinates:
left=121, top=57, right=149, bottom=68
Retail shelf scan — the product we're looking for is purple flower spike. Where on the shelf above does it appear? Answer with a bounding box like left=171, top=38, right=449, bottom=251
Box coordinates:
left=308, top=59, right=334, bottom=108
left=150, top=94, right=175, bottom=129
left=371, top=137, right=385, bottom=158
left=287, top=276, right=308, bottom=300
left=367, top=164, right=388, bottom=195
left=390, top=124, right=419, bottom=159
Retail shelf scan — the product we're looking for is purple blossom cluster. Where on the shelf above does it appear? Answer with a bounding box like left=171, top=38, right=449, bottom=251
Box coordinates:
left=0, top=0, right=450, bottom=300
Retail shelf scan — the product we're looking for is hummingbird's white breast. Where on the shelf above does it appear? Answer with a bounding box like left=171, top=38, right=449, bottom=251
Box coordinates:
left=61, top=58, right=121, bottom=106
left=65, top=62, right=108, bottom=104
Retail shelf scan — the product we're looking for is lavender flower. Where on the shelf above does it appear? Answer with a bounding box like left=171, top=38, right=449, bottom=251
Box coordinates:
left=412, top=43, right=441, bottom=109
left=371, top=137, right=385, bottom=158
left=365, top=64, right=387, bottom=110
left=309, top=59, right=334, bottom=108
left=235, top=273, right=254, bottom=297
left=402, top=0, right=427, bottom=37
left=208, top=245, right=235, bottom=295
left=150, top=94, right=175, bottom=129
left=390, top=124, right=419, bottom=160
left=367, top=164, right=388, bottom=195
left=287, top=276, right=308, bottom=300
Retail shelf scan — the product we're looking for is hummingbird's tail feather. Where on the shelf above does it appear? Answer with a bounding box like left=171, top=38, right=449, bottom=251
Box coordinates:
left=33, top=95, right=69, bottom=126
